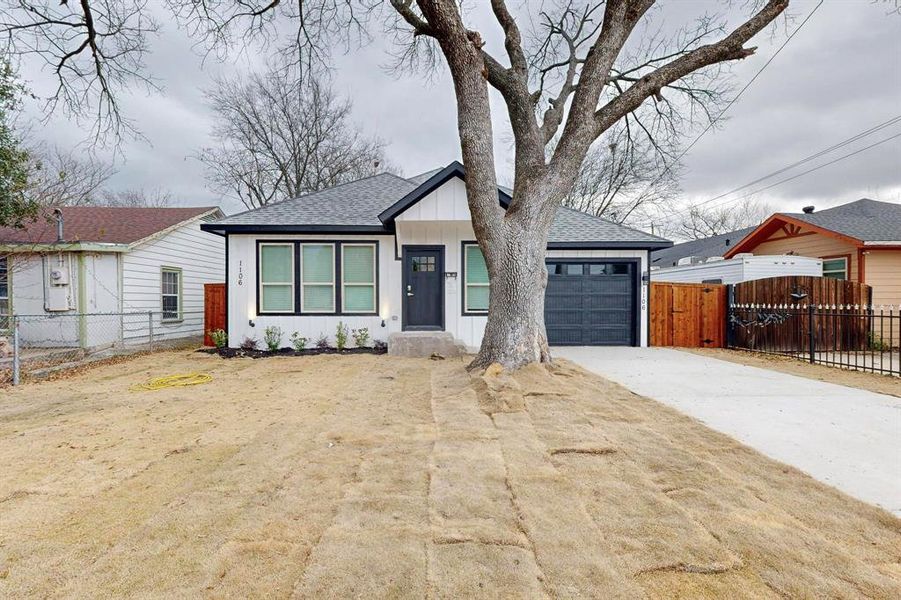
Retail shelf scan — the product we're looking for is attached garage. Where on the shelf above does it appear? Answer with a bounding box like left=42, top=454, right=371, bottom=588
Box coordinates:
left=545, top=259, right=639, bottom=346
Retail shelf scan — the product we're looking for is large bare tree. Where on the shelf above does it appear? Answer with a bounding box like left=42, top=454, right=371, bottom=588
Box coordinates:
left=669, top=197, right=773, bottom=240
left=1, top=0, right=791, bottom=368
left=380, top=0, right=788, bottom=368
left=561, top=124, right=681, bottom=225
left=26, top=143, right=115, bottom=206
left=198, top=71, right=390, bottom=209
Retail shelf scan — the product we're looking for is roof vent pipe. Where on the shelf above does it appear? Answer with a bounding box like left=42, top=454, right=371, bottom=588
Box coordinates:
left=53, top=208, right=64, bottom=242
left=802, top=205, right=815, bottom=214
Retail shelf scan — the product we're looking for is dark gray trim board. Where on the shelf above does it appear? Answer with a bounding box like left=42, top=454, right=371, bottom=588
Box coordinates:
left=547, top=241, right=672, bottom=250
left=202, top=223, right=390, bottom=236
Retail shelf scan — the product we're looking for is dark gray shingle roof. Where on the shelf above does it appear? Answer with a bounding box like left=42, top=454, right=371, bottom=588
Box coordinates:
left=207, top=166, right=671, bottom=247
left=786, top=199, right=901, bottom=242
left=651, top=227, right=757, bottom=266
left=551, top=207, right=670, bottom=245
left=215, top=173, right=416, bottom=227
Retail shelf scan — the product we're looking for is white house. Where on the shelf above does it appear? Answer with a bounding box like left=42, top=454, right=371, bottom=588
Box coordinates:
left=201, top=162, right=671, bottom=350
left=0, top=206, right=224, bottom=349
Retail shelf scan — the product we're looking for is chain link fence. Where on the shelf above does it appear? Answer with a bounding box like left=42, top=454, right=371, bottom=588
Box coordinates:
left=1, top=310, right=208, bottom=385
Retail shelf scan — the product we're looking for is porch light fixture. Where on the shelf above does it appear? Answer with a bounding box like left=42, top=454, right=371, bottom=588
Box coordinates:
left=248, top=319, right=256, bottom=327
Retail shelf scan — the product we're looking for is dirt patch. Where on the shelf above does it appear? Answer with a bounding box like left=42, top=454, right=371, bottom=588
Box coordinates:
left=0, top=350, right=898, bottom=597
left=683, top=348, right=901, bottom=397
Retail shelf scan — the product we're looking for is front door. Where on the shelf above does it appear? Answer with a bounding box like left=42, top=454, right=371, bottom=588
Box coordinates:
left=403, top=246, right=444, bottom=331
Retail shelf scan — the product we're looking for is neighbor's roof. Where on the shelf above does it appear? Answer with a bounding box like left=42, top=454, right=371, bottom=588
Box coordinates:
left=723, top=198, right=901, bottom=258
left=783, top=199, right=901, bottom=242
left=651, top=227, right=757, bottom=267
left=0, top=206, right=221, bottom=246
left=204, top=163, right=671, bottom=248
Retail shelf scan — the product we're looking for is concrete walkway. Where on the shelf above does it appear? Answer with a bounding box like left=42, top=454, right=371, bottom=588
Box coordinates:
left=555, top=346, right=901, bottom=516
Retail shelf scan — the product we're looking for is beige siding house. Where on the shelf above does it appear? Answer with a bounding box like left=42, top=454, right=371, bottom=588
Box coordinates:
left=724, top=199, right=901, bottom=342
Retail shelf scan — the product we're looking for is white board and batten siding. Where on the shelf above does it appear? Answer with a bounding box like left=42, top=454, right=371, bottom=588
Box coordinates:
left=227, top=234, right=397, bottom=348
left=122, top=216, right=224, bottom=343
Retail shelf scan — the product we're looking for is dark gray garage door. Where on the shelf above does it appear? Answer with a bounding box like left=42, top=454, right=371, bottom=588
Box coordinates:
left=544, top=260, right=637, bottom=346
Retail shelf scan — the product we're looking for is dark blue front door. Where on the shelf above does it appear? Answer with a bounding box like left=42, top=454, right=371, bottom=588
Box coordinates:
left=403, top=246, right=444, bottom=331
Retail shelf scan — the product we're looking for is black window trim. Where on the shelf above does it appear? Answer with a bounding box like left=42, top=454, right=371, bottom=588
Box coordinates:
left=255, top=239, right=380, bottom=317
left=460, top=241, right=490, bottom=316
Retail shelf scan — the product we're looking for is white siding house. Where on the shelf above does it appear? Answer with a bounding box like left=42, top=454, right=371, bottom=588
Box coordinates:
left=0, top=206, right=225, bottom=349
left=205, top=162, right=670, bottom=351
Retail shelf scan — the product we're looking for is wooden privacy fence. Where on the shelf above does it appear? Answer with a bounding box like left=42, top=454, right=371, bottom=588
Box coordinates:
left=732, top=275, right=872, bottom=307
left=729, top=276, right=874, bottom=353
left=203, top=283, right=226, bottom=346
left=650, top=282, right=726, bottom=348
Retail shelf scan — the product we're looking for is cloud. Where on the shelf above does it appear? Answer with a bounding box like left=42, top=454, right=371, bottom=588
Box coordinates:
left=15, top=0, right=901, bottom=220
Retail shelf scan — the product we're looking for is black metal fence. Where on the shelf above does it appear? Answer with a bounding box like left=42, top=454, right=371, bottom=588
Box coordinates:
left=728, top=303, right=900, bottom=377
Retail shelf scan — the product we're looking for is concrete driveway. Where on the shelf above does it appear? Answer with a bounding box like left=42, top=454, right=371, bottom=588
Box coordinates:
left=555, top=346, right=901, bottom=516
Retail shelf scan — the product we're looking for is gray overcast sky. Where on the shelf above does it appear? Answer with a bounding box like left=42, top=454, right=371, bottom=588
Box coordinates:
left=19, top=0, right=901, bottom=225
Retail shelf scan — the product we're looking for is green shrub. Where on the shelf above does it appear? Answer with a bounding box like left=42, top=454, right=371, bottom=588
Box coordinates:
left=351, top=327, right=370, bottom=348
left=208, top=328, right=227, bottom=349
left=263, top=326, right=283, bottom=352
left=290, top=332, right=307, bottom=351
left=335, top=321, right=348, bottom=351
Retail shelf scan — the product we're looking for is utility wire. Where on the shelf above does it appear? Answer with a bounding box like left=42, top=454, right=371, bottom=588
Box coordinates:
left=678, top=115, right=901, bottom=212
left=634, top=0, right=824, bottom=228
left=704, top=131, right=901, bottom=203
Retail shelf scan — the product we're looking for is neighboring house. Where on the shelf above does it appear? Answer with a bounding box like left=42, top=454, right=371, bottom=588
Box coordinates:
left=723, top=199, right=901, bottom=308
left=0, top=206, right=224, bottom=348
left=201, top=161, right=671, bottom=350
left=650, top=226, right=757, bottom=268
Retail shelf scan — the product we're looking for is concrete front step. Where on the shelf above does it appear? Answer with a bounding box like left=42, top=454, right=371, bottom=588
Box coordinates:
left=387, top=331, right=467, bottom=358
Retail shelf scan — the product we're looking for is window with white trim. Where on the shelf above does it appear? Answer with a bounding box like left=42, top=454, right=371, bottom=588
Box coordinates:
left=822, top=257, right=847, bottom=280
left=463, top=244, right=489, bottom=313
left=0, top=256, right=9, bottom=329
left=301, top=243, right=335, bottom=313
left=342, top=243, right=376, bottom=313
left=161, top=267, right=182, bottom=321
left=259, top=244, right=295, bottom=313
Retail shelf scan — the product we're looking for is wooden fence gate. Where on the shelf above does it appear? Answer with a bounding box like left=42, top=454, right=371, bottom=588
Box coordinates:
left=203, top=283, right=226, bottom=346
left=651, top=282, right=726, bottom=348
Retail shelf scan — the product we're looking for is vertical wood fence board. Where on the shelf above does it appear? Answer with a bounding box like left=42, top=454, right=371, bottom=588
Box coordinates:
left=203, top=283, right=226, bottom=346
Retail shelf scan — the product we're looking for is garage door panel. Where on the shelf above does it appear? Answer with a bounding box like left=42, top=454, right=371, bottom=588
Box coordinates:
left=545, top=260, right=637, bottom=347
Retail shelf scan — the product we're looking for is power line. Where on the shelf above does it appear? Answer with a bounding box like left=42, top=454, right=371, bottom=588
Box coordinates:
left=674, top=131, right=901, bottom=218
left=634, top=0, right=825, bottom=215
left=683, top=115, right=901, bottom=211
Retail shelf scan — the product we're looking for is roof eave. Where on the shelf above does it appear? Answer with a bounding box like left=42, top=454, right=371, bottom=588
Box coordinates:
left=548, top=240, right=673, bottom=250
left=0, top=241, right=131, bottom=253
left=200, top=223, right=391, bottom=235
left=723, top=213, right=863, bottom=258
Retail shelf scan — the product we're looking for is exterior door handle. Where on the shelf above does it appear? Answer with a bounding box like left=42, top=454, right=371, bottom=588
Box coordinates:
left=407, top=285, right=414, bottom=297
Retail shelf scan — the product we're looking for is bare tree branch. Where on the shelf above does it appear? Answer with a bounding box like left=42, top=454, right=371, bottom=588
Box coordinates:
left=197, top=69, right=392, bottom=210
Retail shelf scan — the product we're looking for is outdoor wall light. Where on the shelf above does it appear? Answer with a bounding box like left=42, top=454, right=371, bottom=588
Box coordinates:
left=381, top=319, right=386, bottom=328
left=248, top=319, right=256, bottom=327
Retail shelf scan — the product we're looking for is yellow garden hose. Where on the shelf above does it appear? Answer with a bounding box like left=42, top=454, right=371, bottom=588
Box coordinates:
left=129, top=372, right=213, bottom=392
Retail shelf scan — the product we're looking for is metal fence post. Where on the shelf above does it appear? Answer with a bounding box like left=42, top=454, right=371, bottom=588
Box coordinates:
left=11, top=315, right=20, bottom=385
left=148, top=311, right=154, bottom=352
left=807, top=304, right=815, bottom=364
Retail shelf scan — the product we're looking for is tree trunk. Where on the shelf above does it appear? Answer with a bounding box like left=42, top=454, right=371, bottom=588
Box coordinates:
left=469, top=206, right=555, bottom=371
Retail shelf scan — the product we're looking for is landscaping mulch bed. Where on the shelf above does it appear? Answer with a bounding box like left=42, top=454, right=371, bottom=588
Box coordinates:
left=198, top=346, right=388, bottom=359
